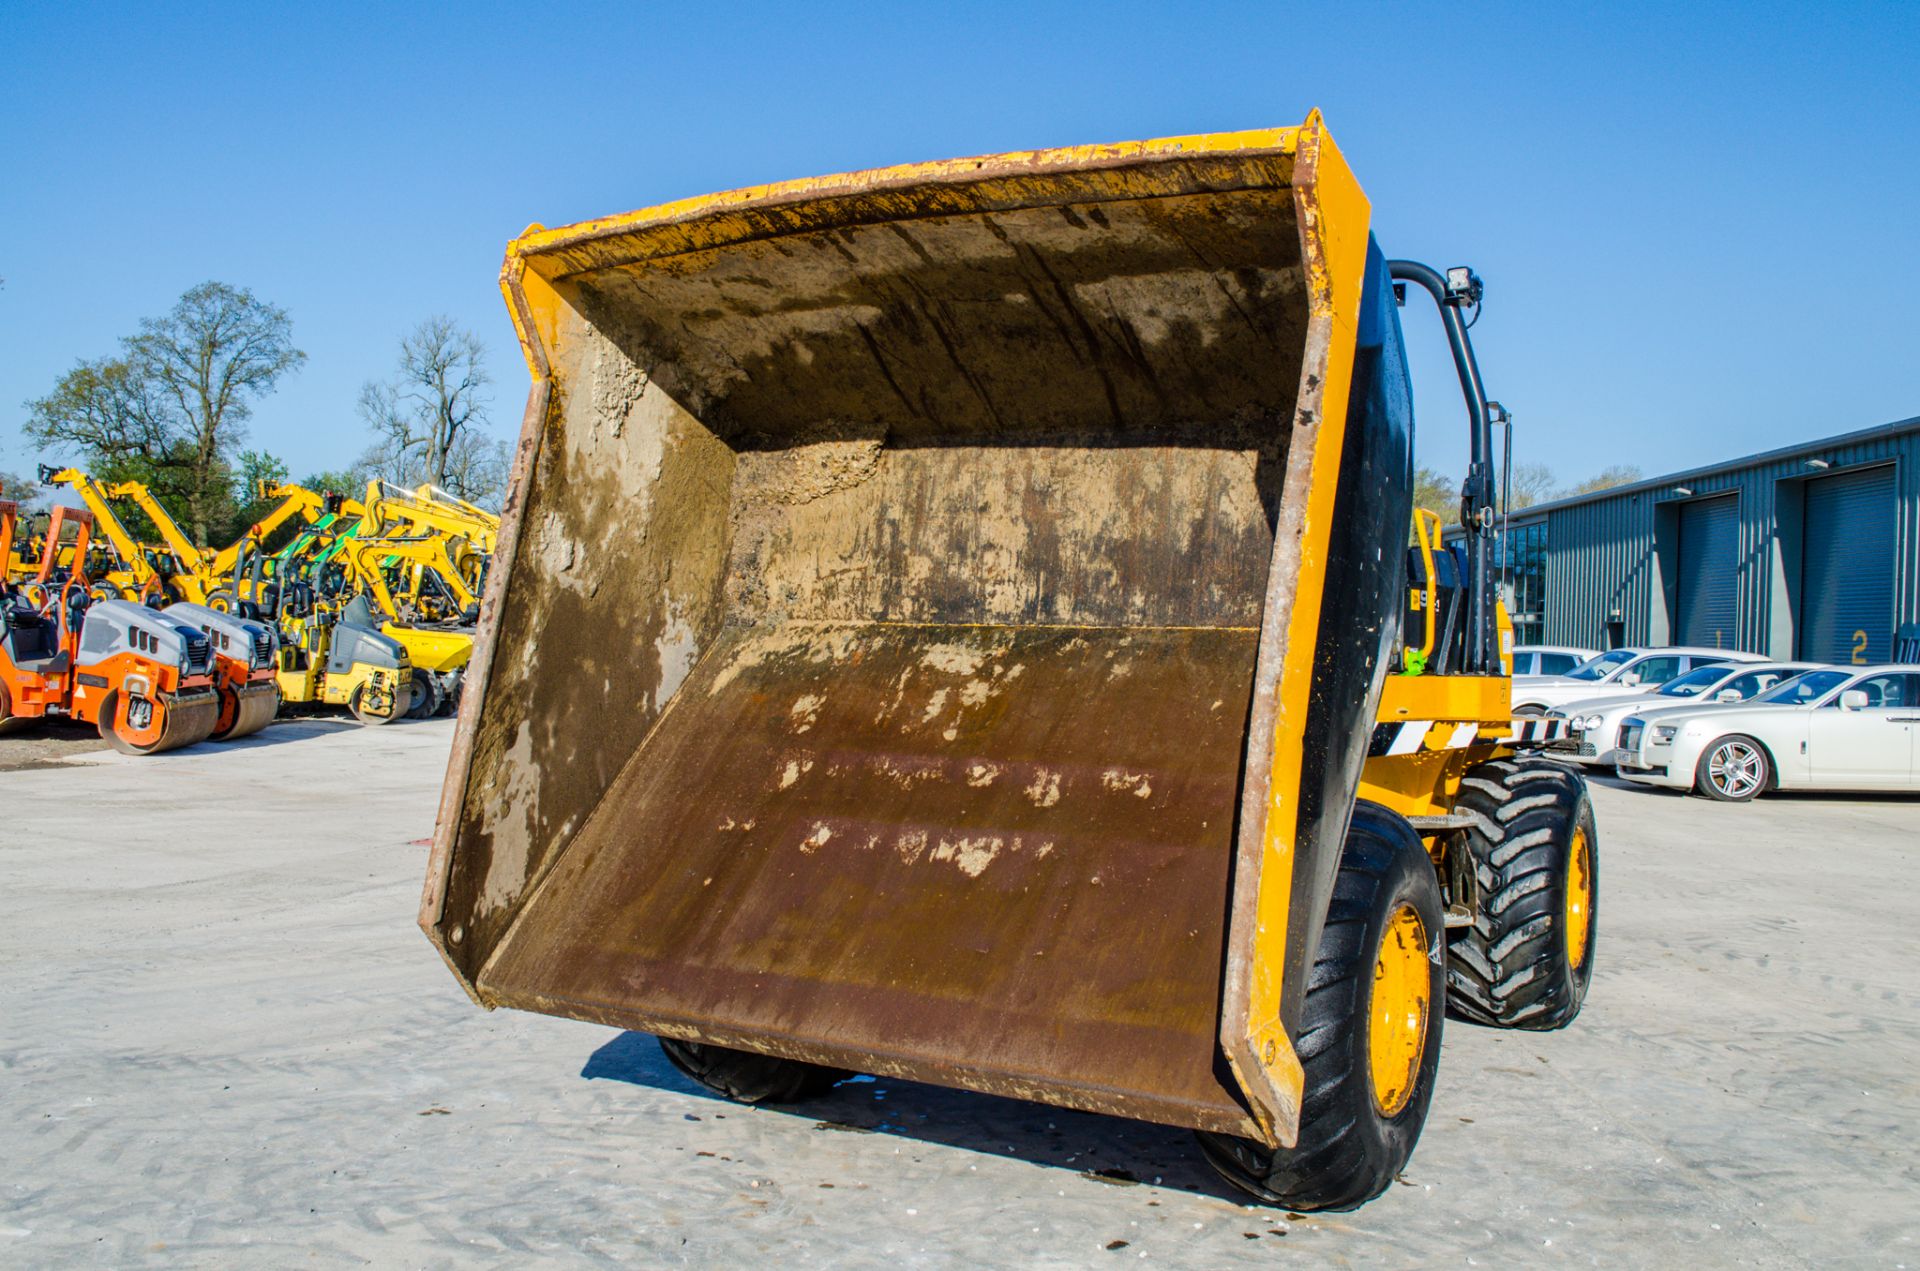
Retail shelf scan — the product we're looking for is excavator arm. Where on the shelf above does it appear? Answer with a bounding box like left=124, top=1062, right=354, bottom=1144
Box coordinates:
left=361, top=479, right=498, bottom=552
left=104, top=480, right=208, bottom=577
left=201, top=481, right=340, bottom=578
left=37, top=468, right=159, bottom=590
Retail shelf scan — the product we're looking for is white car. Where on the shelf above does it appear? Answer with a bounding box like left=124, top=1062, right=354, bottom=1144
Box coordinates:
left=1511, top=644, right=1600, bottom=677
left=1615, top=665, right=1920, bottom=800
left=1545, top=662, right=1821, bottom=766
left=1511, top=646, right=1769, bottom=714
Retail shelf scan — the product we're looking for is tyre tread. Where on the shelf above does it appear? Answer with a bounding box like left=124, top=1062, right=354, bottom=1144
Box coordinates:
left=1446, top=758, right=1596, bottom=1030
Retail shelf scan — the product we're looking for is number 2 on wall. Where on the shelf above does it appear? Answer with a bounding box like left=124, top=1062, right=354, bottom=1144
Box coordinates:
left=1851, top=629, right=1869, bottom=664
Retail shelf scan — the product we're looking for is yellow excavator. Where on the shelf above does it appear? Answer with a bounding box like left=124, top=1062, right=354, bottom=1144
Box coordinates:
left=421, top=118, right=1597, bottom=1211
left=345, top=483, right=495, bottom=614
left=32, top=468, right=197, bottom=603
left=331, top=479, right=499, bottom=542
left=36, top=468, right=348, bottom=611
left=335, top=531, right=480, bottom=626
left=38, top=470, right=469, bottom=719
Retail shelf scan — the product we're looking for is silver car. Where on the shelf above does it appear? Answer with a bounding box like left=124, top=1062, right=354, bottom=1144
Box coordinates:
left=1546, top=662, right=1822, bottom=767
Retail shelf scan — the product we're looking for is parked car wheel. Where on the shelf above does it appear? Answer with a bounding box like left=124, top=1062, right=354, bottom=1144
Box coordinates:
left=1695, top=735, right=1771, bottom=802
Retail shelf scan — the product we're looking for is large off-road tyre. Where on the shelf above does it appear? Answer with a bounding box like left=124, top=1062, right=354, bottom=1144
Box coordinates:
left=1196, top=801, right=1444, bottom=1212
left=656, top=1038, right=850, bottom=1105
left=1447, top=757, right=1597, bottom=1030
left=405, top=673, right=440, bottom=720
left=1694, top=734, right=1771, bottom=802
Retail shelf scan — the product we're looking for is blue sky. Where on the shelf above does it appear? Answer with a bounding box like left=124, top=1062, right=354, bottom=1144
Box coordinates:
left=4, top=1, right=1916, bottom=492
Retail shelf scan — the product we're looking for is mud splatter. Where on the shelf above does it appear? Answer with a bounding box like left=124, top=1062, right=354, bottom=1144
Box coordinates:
left=1025, top=769, right=1062, bottom=808
left=789, top=693, right=824, bottom=733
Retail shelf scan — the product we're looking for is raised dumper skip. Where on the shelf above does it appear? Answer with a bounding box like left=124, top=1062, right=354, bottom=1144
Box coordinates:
left=419, top=114, right=1599, bottom=1211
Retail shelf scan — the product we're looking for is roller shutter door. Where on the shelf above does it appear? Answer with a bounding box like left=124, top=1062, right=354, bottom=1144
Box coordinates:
left=1799, top=465, right=1895, bottom=664
left=1676, top=495, right=1739, bottom=649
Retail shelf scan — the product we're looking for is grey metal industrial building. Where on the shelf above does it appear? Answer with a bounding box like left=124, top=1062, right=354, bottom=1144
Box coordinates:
left=1476, top=415, right=1920, bottom=664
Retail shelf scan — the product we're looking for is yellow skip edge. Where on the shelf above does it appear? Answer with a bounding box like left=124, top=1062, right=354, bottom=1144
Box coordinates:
left=1224, top=111, right=1373, bottom=1146
left=497, top=124, right=1310, bottom=380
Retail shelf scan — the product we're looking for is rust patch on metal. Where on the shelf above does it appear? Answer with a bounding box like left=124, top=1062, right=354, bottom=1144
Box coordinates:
left=479, top=621, right=1262, bottom=1136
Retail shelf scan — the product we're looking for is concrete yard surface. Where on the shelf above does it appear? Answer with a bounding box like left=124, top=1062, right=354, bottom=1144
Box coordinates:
left=2, top=721, right=1917, bottom=1268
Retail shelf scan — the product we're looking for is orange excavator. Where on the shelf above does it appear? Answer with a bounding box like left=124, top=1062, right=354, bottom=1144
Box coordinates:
left=0, top=501, right=221, bottom=752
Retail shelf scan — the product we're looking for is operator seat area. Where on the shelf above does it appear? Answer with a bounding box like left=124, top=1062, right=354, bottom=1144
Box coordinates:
left=1406, top=542, right=1471, bottom=674
left=3, top=601, right=67, bottom=671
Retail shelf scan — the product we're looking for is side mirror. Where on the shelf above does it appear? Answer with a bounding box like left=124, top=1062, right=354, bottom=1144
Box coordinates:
left=1838, top=690, right=1869, bottom=712
left=1716, top=689, right=1742, bottom=703
left=1618, top=671, right=1641, bottom=687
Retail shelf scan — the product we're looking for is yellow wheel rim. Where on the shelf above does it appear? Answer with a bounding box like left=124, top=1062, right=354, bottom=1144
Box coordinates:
left=1368, top=903, right=1431, bottom=1118
left=1565, top=826, right=1593, bottom=971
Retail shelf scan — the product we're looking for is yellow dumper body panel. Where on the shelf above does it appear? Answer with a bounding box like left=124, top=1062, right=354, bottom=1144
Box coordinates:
left=423, top=116, right=1380, bottom=1146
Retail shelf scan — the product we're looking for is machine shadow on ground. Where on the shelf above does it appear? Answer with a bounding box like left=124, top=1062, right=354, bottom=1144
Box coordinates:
left=0, top=715, right=420, bottom=771
left=582, top=1031, right=1254, bottom=1205
left=214, top=718, right=374, bottom=750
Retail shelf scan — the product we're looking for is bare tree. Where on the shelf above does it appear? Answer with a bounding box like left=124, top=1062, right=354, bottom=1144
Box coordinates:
left=436, top=432, right=513, bottom=508
left=358, top=318, right=492, bottom=491
left=125, top=283, right=305, bottom=543
left=1509, top=462, right=1558, bottom=510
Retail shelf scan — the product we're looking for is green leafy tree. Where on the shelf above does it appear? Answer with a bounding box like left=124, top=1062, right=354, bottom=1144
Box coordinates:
left=300, top=465, right=371, bottom=500
left=22, top=282, right=305, bottom=546
left=221, top=449, right=296, bottom=545
left=1412, top=465, right=1458, bottom=537
left=0, top=468, right=41, bottom=504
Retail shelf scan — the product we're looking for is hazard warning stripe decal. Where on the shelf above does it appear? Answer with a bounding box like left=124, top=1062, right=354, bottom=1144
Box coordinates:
left=1366, top=716, right=1565, bottom=757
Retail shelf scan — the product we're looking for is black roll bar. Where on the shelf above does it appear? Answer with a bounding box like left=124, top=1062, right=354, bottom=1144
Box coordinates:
left=1388, top=259, right=1499, bottom=675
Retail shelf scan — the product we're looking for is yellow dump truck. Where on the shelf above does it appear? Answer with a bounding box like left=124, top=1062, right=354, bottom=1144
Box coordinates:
left=421, top=115, right=1597, bottom=1211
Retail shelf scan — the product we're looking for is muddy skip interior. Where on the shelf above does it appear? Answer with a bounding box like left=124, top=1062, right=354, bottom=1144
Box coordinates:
left=448, top=180, right=1318, bottom=1134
